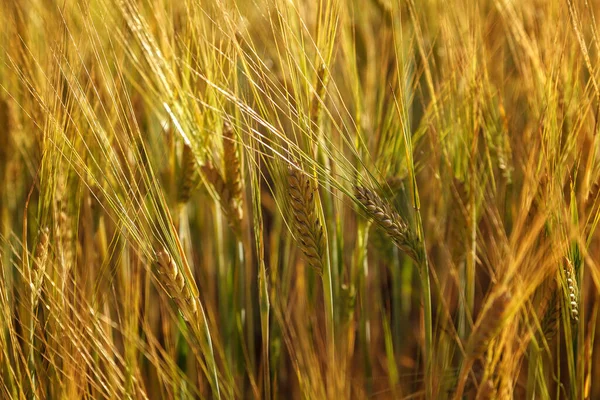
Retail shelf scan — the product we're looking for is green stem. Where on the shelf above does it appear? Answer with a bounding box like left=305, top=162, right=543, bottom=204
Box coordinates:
left=355, top=222, right=372, bottom=394
left=416, top=215, right=433, bottom=400
left=322, top=248, right=336, bottom=395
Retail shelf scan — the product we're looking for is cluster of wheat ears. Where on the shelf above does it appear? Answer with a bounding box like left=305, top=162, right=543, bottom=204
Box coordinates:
left=2, top=0, right=600, bottom=399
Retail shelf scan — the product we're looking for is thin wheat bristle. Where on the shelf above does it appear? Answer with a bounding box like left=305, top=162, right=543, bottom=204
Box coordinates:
left=288, top=165, right=326, bottom=274
left=156, top=248, right=198, bottom=319
left=355, top=186, right=419, bottom=261
left=466, top=289, right=512, bottom=358
left=202, top=160, right=242, bottom=234
left=222, top=120, right=243, bottom=219
left=564, top=258, right=579, bottom=323
left=178, top=143, right=199, bottom=203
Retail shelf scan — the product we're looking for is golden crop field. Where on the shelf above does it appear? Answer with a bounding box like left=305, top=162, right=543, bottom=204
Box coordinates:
left=1, top=0, right=600, bottom=398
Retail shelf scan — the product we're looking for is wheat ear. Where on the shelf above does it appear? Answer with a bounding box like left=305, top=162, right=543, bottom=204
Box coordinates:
left=287, top=165, right=326, bottom=274
left=466, top=289, right=511, bottom=358
left=453, top=289, right=511, bottom=400
left=201, top=160, right=242, bottom=234
left=355, top=186, right=420, bottom=262
left=31, top=227, right=50, bottom=310
left=156, top=248, right=198, bottom=320
left=541, top=289, right=560, bottom=340
left=309, top=63, right=328, bottom=135
left=222, top=120, right=243, bottom=216
left=178, top=143, right=199, bottom=204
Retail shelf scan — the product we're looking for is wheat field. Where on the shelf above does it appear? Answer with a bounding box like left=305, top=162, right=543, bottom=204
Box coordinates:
left=1, top=0, right=600, bottom=398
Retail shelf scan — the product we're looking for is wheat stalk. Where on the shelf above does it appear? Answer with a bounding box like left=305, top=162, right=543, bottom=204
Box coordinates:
left=288, top=165, right=326, bottom=274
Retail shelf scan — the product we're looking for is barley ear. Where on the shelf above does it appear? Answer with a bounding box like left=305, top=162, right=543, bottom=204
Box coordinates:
left=466, top=289, right=512, bottom=359
left=540, top=289, right=560, bottom=340
left=156, top=248, right=198, bottom=320
left=222, top=120, right=243, bottom=216
left=31, top=227, right=50, bottom=310
left=178, top=143, right=199, bottom=204
left=309, top=63, right=328, bottom=138
left=202, top=160, right=242, bottom=235
left=355, top=185, right=420, bottom=262
left=287, top=165, right=326, bottom=274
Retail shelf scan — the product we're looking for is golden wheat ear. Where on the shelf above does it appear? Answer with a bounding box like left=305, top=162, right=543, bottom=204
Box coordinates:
left=155, top=248, right=198, bottom=320
left=31, top=227, right=50, bottom=309
left=287, top=165, right=326, bottom=275
left=201, top=160, right=242, bottom=235
left=453, top=288, right=512, bottom=400
left=466, top=289, right=512, bottom=359
left=222, top=120, right=243, bottom=213
left=355, top=185, right=420, bottom=262
left=178, top=143, right=199, bottom=204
